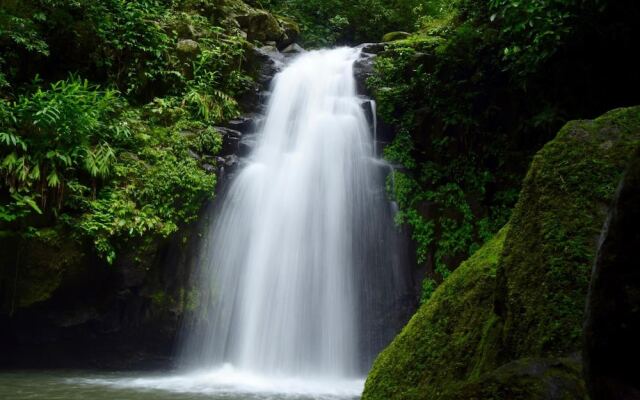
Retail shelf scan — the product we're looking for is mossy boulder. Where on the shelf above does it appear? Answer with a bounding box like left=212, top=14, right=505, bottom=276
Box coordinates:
left=277, top=16, right=300, bottom=49
left=176, top=39, right=200, bottom=56
left=235, top=9, right=284, bottom=44
left=363, top=227, right=509, bottom=399
left=363, top=106, right=640, bottom=400
left=496, top=106, right=640, bottom=362
left=382, top=31, right=411, bottom=42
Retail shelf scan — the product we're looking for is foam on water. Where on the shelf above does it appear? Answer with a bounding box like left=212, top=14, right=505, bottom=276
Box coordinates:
left=70, top=366, right=363, bottom=399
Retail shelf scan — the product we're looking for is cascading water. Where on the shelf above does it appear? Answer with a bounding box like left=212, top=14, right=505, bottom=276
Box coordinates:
left=178, top=47, right=414, bottom=397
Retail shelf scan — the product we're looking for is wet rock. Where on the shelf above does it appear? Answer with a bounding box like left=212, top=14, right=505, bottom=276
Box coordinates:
left=239, top=133, right=258, bottom=157
left=248, top=45, right=285, bottom=89
left=353, top=52, right=375, bottom=96
left=359, top=98, right=375, bottom=128
left=358, top=43, right=386, bottom=55
left=225, top=114, right=259, bottom=134
left=282, top=43, right=306, bottom=54
left=202, top=163, right=216, bottom=173
left=278, top=17, right=300, bottom=49
left=214, top=126, right=243, bottom=155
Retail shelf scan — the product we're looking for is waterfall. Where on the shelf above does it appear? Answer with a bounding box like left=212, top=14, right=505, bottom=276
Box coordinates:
left=180, top=47, right=413, bottom=386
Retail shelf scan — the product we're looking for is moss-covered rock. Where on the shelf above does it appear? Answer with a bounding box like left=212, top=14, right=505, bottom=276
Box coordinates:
left=382, top=31, right=411, bottom=42
left=277, top=16, right=300, bottom=48
left=363, top=106, right=640, bottom=399
left=363, top=227, right=508, bottom=399
left=496, top=106, right=640, bottom=361
left=235, top=9, right=284, bottom=44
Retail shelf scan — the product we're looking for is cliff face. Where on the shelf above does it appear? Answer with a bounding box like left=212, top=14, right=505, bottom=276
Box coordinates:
left=363, top=106, right=640, bottom=399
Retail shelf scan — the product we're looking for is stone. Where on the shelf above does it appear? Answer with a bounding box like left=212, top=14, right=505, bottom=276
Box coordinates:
left=213, top=126, right=243, bottom=155
left=353, top=53, right=375, bottom=96
left=358, top=43, right=386, bottom=55
left=176, top=39, right=200, bottom=55
left=225, top=114, right=258, bottom=134
left=281, top=43, right=305, bottom=54
left=363, top=107, right=640, bottom=400
left=584, top=148, right=640, bottom=400
left=381, top=31, right=411, bottom=42
left=236, top=10, right=284, bottom=43
left=277, top=17, right=301, bottom=49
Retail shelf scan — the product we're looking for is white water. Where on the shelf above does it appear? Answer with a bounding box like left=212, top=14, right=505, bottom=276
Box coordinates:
left=174, top=47, right=411, bottom=398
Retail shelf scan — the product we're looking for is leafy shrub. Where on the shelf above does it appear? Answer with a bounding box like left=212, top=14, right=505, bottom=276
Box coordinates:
left=0, top=77, right=122, bottom=217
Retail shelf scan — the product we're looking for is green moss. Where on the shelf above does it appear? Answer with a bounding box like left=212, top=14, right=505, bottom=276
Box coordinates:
left=382, top=31, right=411, bottom=42
left=363, top=226, right=508, bottom=400
left=363, top=106, right=640, bottom=400
left=497, top=106, right=640, bottom=361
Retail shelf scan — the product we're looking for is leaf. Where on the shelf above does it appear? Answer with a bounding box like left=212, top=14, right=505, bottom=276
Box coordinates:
left=47, top=170, right=61, bottom=187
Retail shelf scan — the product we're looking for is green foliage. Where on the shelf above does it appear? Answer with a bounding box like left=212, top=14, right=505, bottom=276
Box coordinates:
left=372, top=36, right=518, bottom=296
left=84, top=0, right=173, bottom=95
left=488, top=0, right=605, bottom=80
left=262, top=0, right=431, bottom=46
left=368, top=0, right=635, bottom=299
left=0, top=0, right=263, bottom=264
left=0, top=77, right=121, bottom=215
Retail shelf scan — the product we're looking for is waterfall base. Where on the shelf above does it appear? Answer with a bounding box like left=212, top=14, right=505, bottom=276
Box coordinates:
left=72, top=367, right=363, bottom=399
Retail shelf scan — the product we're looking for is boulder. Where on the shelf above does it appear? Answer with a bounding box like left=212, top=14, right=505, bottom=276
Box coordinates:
left=225, top=114, right=259, bottom=134
left=236, top=10, right=284, bottom=44
left=213, top=126, right=243, bottom=155
left=382, top=31, right=411, bottom=42
left=363, top=107, right=640, bottom=400
left=277, top=16, right=300, bottom=49
left=281, top=43, right=305, bottom=54
left=584, top=148, right=640, bottom=400
left=176, top=39, right=200, bottom=56
left=358, top=43, right=387, bottom=55
left=250, top=45, right=285, bottom=87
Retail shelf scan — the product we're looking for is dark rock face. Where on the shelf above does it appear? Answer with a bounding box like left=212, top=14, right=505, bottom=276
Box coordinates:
left=584, top=149, right=640, bottom=400
left=215, top=126, right=243, bottom=155
left=353, top=51, right=376, bottom=97
left=358, top=43, right=386, bottom=55
left=450, top=357, right=587, bottom=400
left=0, top=227, right=203, bottom=369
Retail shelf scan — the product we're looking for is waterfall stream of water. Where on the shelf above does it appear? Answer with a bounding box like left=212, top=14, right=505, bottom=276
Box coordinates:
left=176, top=47, right=412, bottom=397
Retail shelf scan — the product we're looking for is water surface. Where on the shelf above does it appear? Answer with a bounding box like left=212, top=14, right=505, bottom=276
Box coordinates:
left=0, top=367, right=363, bottom=400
